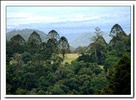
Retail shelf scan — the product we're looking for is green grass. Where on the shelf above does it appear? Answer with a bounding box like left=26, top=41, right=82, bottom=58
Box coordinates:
left=62, top=54, right=105, bottom=70
left=99, top=65, right=104, bottom=70
left=62, top=53, right=80, bottom=64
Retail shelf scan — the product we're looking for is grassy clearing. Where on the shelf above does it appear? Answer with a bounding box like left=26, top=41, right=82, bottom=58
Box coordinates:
left=61, top=54, right=105, bottom=70
left=62, top=53, right=80, bottom=64
left=99, top=65, right=104, bottom=70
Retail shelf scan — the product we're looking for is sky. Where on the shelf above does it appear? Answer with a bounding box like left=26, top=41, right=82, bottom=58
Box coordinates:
left=6, top=6, right=131, bottom=41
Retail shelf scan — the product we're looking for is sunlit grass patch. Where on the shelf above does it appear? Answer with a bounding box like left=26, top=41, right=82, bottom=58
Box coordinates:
left=99, top=65, right=104, bottom=70
left=62, top=53, right=80, bottom=64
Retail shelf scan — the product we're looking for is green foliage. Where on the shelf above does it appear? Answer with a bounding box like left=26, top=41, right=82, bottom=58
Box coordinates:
left=104, top=50, right=119, bottom=71
left=78, top=67, right=93, bottom=75
left=58, top=36, right=70, bottom=59
left=48, top=30, right=60, bottom=40
left=102, top=54, right=131, bottom=94
left=16, top=88, right=28, bottom=95
left=26, top=40, right=39, bottom=55
left=109, top=24, right=129, bottom=57
left=91, top=74, right=108, bottom=94
left=10, top=34, right=25, bottom=45
left=109, top=24, right=126, bottom=38
left=77, top=54, right=94, bottom=63
left=89, top=27, right=107, bottom=65
left=74, top=46, right=88, bottom=54
left=28, top=31, right=42, bottom=44
left=22, top=72, right=37, bottom=90
left=7, top=40, right=25, bottom=57
left=6, top=24, right=131, bottom=95
left=50, top=84, right=65, bottom=94
left=91, top=27, right=103, bottom=42
left=46, top=38, right=58, bottom=54
left=32, top=53, right=44, bottom=67
left=22, top=52, right=32, bottom=64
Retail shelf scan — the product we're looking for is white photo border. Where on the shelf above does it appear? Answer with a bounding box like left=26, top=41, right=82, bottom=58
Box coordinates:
left=1, top=0, right=134, bottom=99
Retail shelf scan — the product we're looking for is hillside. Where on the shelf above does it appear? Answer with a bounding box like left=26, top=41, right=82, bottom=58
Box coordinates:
left=69, top=32, right=93, bottom=48
left=69, top=32, right=111, bottom=48
left=6, top=29, right=48, bottom=42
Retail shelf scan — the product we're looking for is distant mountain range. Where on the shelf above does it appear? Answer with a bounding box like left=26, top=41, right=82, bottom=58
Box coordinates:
left=6, top=29, right=48, bottom=42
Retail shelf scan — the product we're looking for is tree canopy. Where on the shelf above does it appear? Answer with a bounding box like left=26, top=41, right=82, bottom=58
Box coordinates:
left=59, top=36, right=70, bottom=59
left=28, top=31, right=42, bottom=44
left=10, top=34, right=25, bottom=44
left=48, top=30, right=60, bottom=40
left=6, top=24, right=131, bottom=95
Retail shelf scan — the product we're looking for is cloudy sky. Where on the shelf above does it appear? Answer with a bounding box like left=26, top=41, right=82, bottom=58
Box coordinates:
left=7, top=6, right=131, bottom=40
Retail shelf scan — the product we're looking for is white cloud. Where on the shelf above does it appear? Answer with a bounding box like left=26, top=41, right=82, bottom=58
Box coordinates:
left=6, top=7, right=130, bottom=36
left=7, top=11, right=104, bottom=26
left=7, top=12, right=32, bottom=18
left=7, top=9, right=129, bottom=26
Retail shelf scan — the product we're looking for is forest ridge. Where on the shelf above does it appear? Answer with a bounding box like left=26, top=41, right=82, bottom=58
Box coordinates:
left=6, top=24, right=131, bottom=95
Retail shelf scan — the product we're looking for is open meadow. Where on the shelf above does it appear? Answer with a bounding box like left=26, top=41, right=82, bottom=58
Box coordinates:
left=60, top=53, right=80, bottom=64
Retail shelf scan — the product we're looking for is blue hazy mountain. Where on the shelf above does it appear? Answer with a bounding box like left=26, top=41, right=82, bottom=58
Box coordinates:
left=69, top=32, right=111, bottom=48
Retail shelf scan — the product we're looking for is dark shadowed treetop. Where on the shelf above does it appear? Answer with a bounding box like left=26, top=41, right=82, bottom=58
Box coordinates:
left=28, top=31, right=42, bottom=44
left=10, top=34, right=25, bottom=44
left=46, top=38, right=59, bottom=54
left=109, top=24, right=128, bottom=47
left=48, top=30, right=60, bottom=40
left=59, top=36, right=69, bottom=49
left=58, top=36, right=70, bottom=59
left=47, top=38, right=58, bottom=49
left=109, top=24, right=127, bottom=38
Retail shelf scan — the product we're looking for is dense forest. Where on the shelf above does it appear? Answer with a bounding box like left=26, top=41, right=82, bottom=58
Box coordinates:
left=6, top=24, right=131, bottom=95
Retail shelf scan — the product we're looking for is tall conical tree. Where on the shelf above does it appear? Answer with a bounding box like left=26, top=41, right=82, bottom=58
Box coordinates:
left=89, top=27, right=107, bottom=64
left=47, top=30, right=60, bottom=41
left=46, top=38, right=58, bottom=55
left=10, top=34, right=25, bottom=54
left=28, top=31, right=42, bottom=44
left=109, top=24, right=126, bottom=38
left=46, top=30, right=60, bottom=58
left=58, top=36, right=69, bottom=59
left=109, top=24, right=128, bottom=57
left=10, top=34, right=25, bottom=45
left=26, top=31, right=42, bottom=54
left=91, top=27, right=103, bottom=42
